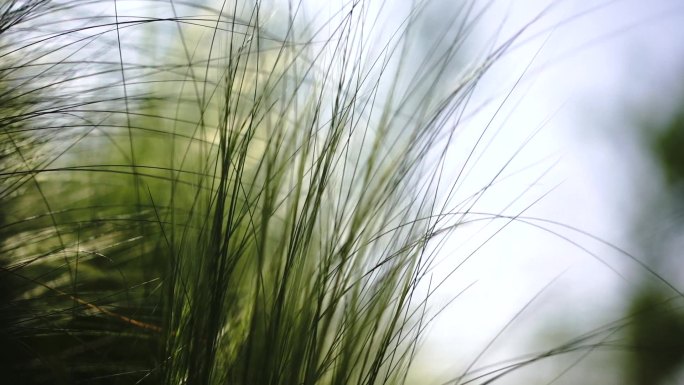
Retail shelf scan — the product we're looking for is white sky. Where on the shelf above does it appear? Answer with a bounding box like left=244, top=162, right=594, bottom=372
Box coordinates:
left=387, top=0, right=684, bottom=383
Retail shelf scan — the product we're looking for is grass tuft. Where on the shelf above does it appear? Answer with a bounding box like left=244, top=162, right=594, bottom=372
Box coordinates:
left=2, top=1, right=675, bottom=384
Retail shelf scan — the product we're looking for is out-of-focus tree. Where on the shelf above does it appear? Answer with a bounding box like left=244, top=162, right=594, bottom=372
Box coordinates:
left=625, top=97, right=684, bottom=385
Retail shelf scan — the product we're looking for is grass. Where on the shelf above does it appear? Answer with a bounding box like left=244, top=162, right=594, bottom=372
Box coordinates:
left=1, top=0, right=680, bottom=384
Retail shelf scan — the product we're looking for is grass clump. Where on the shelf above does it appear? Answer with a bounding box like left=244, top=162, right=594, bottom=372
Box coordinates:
left=1, top=0, right=643, bottom=384
left=0, top=0, right=506, bottom=383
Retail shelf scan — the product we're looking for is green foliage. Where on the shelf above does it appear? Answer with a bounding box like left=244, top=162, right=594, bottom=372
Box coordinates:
left=651, top=107, right=684, bottom=187
left=0, top=0, right=505, bottom=384
left=624, top=96, right=684, bottom=385
left=626, top=288, right=684, bottom=385
left=10, top=1, right=680, bottom=384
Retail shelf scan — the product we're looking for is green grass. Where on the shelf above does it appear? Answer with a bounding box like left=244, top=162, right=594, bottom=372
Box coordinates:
left=1, top=0, right=502, bottom=383
left=2, top=0, right=679, bottom=384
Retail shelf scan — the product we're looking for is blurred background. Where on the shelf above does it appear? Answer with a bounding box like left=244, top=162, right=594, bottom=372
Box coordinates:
left=399, top=0, right=684, bottom=384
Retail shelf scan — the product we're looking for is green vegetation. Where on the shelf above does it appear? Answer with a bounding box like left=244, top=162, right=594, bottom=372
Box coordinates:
left=3, top=0, right=682, bottom=384
left=623, top=98, right=684, bottom=385
left=0, top=0, right=510, bottom=383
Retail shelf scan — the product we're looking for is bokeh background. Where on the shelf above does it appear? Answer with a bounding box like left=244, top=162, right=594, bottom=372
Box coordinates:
left=402, top=1, right=684, bottom=384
